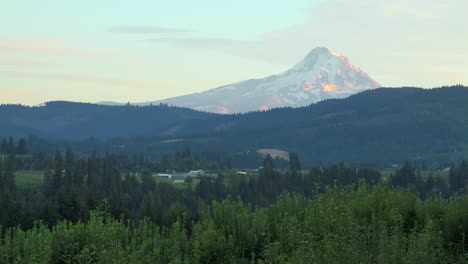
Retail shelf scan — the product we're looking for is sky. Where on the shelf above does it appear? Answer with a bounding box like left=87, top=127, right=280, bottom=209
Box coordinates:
left=1, top=0, right=467, bottom=105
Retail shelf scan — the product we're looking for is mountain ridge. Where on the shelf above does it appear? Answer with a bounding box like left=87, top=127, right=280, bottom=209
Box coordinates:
left=151, top=47, right=380, bottom=113
left=2, top=86, right=468, bottom=164
left=100, top=47, right=380, bottom=113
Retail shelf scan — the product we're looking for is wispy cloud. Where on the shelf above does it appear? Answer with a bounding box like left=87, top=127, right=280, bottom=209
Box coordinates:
left=149, top=37, right=255, bottom=47
left=0, top=70, right=154, bottom=88
left=0, top=56, right=60, bottom=68
left=0, top=37, right=148, bottom=64
left=146, top=0, right=468, bottom=86
left=108, top=26, right=189, bottom=34
left=148, top=36, right=285, bottom=65
left=0, top=37, right=101, bottom=59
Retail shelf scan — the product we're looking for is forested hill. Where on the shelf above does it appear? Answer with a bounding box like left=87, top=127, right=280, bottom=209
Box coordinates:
left=2, top=86, right=468, bottom=164
left=98, top=85, right=468, bottom=164
left=172, top=85, right=468, bottom=163
left=0, top=101, right=216, bottom=139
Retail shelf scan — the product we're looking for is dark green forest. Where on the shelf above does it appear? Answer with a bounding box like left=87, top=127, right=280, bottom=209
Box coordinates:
left=1, top=141, right=468, bottom=263
left=2, top=86, right=468, bottom=165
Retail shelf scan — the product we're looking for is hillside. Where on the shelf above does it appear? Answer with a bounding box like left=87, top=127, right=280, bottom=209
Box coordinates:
left=2, top=86, right=468, bottom=164
left=0, top=102, right=216, bottom=139
left=100, top=86, right=468, bottom=164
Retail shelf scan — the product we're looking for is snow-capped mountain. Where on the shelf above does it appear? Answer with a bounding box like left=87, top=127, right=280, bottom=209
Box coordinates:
left=148, top=47, right=381, bottom=113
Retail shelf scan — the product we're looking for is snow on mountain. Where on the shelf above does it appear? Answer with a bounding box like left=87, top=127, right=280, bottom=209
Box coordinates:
left=147, top=47, right=380, bottom=113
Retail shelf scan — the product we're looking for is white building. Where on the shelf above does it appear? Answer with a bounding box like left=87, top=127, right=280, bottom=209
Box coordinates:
left=158, top=173, right=172, bottom=179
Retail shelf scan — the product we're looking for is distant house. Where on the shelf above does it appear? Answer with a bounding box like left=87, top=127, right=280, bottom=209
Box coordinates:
left=158, top=173, right=172, bottom=179
left=189, top=170, right=204, bottom=176
left=237, top=171, right=248, bottom=175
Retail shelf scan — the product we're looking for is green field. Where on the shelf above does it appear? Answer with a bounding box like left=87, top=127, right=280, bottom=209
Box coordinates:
left=14, top=170, right=195, bottom=190
left=15, top=170, right=44, bottom=189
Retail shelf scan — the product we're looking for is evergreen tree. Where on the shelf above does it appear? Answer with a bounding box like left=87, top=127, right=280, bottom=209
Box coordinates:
left=0, top=157, right=15, bottom=194
left=140, top=191, right=163, bottom=225
left=289, top=152, right=301, bottom=176
left=7, top=137, right=15, bottom=155
left=448, top=162, right=458, bottom=192
left=52, top=151, right=64, bottom=195
left=63, top=148, right=75, bottom=191
left=16, top=138, right=28, bottom=155
left=87, top=152, right=98, bottom=192
left=457, top=160, right=468, bottom=193
left=425, top=174, right=435, bottom=193
left=72, top=159, right=86, bottom=189
left=160, top=154, right=171, bottom=171
left=141, top=169, right=156, bottom=193
left=262, top=154, right=274, bottom=179
left=0, top=138, right=7, bottom=154
left=392, top=162, right=417, bottom=188
left=64, top=147, right=75, bottom=171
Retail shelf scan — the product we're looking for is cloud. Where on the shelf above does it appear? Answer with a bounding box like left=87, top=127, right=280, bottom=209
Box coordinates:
left=0, top=37, right=144, bottom=64
left=0, top=56, right=59, bottom=68
left=0, top=70, right=154, bottom=88
left=147, top=0, right=467, bottom=87
left=108, top=26, right=189, bottom=34
left=0, top=37, right=101, bottom=58
left=148, top=37, right=286, bottom=65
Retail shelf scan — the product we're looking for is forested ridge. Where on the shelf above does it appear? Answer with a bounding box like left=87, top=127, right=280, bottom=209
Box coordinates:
left=2, top=86, right=468, bottom=164
left=1, top=144, right=468, bottom=263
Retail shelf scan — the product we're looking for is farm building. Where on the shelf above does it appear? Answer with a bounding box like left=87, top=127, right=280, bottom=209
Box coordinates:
left=158, top=173, right=172, bottom=179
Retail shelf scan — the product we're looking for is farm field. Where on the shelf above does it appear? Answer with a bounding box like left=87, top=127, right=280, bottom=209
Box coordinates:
left=14, top=170, right=44, bottom=189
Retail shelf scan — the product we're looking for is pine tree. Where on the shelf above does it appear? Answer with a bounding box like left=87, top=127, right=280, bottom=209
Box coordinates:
left=392, top=162, right=417, bottom=188
left=16, top=138, right=28, bottom=155
left=141, top=169, right=156, bottom=193
left=458, top=160, right=468, bottom=193
left=140, top=191, right=163, bottom=225
left=262, top=154, right=274, bottom=179
left=63, top=147, right=75, bottom=191
left=448, top=162, right=458, bottom=192
left=0, top=138, right=7, bottom=155
left=289, top=152, right=301, bottom=176
left=0, top=157, right=15, bottom=194
left=425, top=174, right=435, bottom=193
left=7, top=137, right=15, bottom=155
left=87, top=152, right=98, bottom=192
left=52, top=151, right=64, bottom=195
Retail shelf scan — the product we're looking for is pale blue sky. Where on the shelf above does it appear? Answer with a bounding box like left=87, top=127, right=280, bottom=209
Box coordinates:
left=1, top=0, right=467, bottom=104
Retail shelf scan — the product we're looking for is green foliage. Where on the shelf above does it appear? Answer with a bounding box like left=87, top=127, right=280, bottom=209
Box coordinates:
left=3, top=149, right=468, bottom=263
left=1, top=185, right=468, bottom=263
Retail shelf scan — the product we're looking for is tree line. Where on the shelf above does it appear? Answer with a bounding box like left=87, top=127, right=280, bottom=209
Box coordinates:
left=1, top=184, right=468, bottom=263
left=0, top=147, right=468, bottom=262
left=0, top=137, right=28, bottom=156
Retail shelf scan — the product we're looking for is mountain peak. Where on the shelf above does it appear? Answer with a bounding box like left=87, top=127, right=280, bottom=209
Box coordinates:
left=291, top=47, right=348, bottom=72
left=149, top=48, right=380, bottom=113
left=308, top=46, right=337, bottom=54
left=304, top=47, right=343, bottom=59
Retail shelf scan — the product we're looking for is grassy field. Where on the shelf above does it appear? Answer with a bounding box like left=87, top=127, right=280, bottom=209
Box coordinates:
left=15, top=170, right=44, bottom=189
